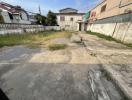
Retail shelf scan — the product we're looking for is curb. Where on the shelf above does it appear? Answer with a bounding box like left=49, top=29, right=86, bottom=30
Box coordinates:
left=101, top=65, right=132, bottom=100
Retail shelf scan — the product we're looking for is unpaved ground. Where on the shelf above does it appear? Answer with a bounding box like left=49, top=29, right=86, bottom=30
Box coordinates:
left=0, top=32, right=131, bottom=100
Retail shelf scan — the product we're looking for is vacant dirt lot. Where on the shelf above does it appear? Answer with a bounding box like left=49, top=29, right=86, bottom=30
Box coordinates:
left=0, top=31, right=131, bottom=100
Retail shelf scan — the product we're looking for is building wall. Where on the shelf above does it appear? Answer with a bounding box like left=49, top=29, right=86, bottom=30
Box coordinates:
left=57, top=15, right=84, bottom=30
left=89, top=0, right=132, bottom=20
left=12, top=11, right=31, bottom=24
left=1, top=11, right=11, bottom=23
left=0, top=9, right=31, bottom=24
left=19, top=11, right=31, bottom=24
left=87, top=0, right=132, bottom=43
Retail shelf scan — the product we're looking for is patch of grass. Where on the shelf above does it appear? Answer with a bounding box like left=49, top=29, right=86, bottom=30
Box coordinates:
left=48, top=43, right=67, bottom=51
left=86, top=31, right=132, bottom=48
left=86, top=31, right=118, bottom=41
left=0, top=31, right=72, bottom=48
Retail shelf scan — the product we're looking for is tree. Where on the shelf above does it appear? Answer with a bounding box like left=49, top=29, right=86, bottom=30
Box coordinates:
left=34, top=14, right=47, bottom=25
left=46, top=10, right=57, bottom=26
left=34, top=11, right=57, bottom=26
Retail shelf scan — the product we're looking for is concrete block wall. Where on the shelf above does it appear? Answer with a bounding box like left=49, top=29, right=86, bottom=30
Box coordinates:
left=0, top=29, right=24, bottom=35
left=25, top=28, right=45, bottom=33
left=0, top=24, right=61, bottom=34
left=88, top=13, right=132, bottom=43
left=45, top=26, right=61, bottom=30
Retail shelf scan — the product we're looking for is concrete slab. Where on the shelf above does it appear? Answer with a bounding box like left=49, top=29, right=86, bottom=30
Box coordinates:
left=0, top=34, right=127, bottom=100
left=79, top=32, right=132, bottom=100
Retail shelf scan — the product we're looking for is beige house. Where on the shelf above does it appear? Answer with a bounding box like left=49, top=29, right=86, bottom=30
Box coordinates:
left=89, top=0, right=132, bottom=23
left=87, top=0, right=132, bottom=43
left=56, top=8, right=85, bottom=31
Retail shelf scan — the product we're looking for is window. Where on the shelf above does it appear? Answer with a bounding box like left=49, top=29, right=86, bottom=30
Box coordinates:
left=91, top=12, right=96, bottom=17
left=8, top=13, right=13, bottom=20
left=70, top=17, right=73, bottom=21
left=101, top=4, right=107, bottom=13
left=60, top=16, right=65, bottom=21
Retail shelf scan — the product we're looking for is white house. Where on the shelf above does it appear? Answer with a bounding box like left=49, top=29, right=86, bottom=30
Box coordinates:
left=56, top=8, right=85, bottom=31
left=0, top=2, right=31, bottom=24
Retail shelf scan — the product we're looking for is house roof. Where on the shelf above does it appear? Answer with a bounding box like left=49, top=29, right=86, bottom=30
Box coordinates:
left=57, top=8, right=85, bottom=15
left=89, top=0, right=106, bottom=11
left=59, top=8, right=78, bottom=12
left=56, top=13, right=85, bottom=15
left=0, top=2, right=27, bottom=14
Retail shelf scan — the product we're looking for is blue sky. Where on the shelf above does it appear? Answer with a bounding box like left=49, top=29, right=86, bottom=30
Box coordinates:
left=1, top=0, right=102, bottom=15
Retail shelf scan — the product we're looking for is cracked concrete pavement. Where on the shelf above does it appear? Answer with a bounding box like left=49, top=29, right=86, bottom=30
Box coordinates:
left=79, top=32, right=132, bottom=100
left=0, top=32, right=131, bottom=100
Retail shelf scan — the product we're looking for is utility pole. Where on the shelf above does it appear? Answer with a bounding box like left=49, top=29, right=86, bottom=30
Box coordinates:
left=38, top=5, right=42, bottom=24
left=39, top=5, right=41, bottom=15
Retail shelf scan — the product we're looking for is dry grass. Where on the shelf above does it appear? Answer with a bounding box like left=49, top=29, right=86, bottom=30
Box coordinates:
left=47, top=43, right=67, bottom=51
left=0, top=31, right=72, bottom=48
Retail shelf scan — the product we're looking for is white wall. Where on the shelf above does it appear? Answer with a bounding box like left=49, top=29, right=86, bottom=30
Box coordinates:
left=19, top=11, right=31, bottom=24
left=57, top=15, right=84, bottom=31
left=87, top=13, right=132, bottom=43
left=1, top=11, right=11, bottom=23
left=88, top=21, right=132, bottom=43
left=0, top=9, right=31, bottom=24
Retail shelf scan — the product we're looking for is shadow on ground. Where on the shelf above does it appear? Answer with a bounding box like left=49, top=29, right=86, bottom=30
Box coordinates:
left=0, top=89, right=9, bottom=100
left=0, top=63, right=126, bottom=100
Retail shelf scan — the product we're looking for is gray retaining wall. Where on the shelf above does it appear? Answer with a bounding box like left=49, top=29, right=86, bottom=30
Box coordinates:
left=88, top=13, right=132, bottom=43
left=0, top=24, right=61, bottom=34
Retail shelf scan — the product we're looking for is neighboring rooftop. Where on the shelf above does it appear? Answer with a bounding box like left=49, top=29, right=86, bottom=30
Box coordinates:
left=59, top=8, right=78, bottom=13
left=56, top=8, right=85, bottom=15
left=0, top=2, right=26, bottom=14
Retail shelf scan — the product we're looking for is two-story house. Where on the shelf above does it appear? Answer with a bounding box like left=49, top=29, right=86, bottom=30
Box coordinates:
left=89, top=0, right=132, bottom=24
left=56, top=8, right=85, bottom=31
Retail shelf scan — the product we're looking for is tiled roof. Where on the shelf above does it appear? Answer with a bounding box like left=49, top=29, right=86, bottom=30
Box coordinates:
left=56, top=13, right=85, bottom=15
left=59, top=8, right=78, bottom=12
left=0, top=2, right=23, bottom=14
